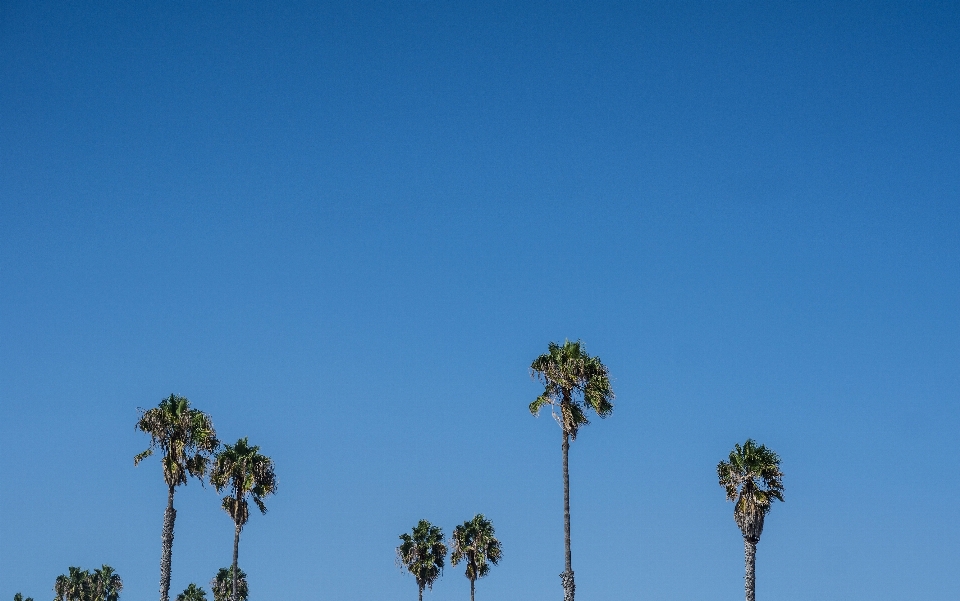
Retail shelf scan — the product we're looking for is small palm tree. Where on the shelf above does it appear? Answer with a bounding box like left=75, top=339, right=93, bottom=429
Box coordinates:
left=90, top=566, right=122, bottom=601
left=210, top=438, right=277, bottom=601
left=210, top=568, right=247, bottom=601
left=718, top=439, right=784, bottom=601
left=135, top=394, right=219, bottom=601
left=54, top=567, right=90, bottom=601
left=530, top=340, right=614, bottom=601
left=175, top=585, right=207, bottom=601
left=450, top=514, right=502, bottom=601
left=14, top=593, right=34, bottom=601
left=397, top=520, right=447, bottom=601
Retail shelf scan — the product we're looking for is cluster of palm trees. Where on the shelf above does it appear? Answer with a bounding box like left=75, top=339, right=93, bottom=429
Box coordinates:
left=396, top=515, right=502, bottom=601
left=11, top=340, right=783, bottom=601
left=49, top=566, right=122, bottom=601
left=526, top=340, right=785, bottom=601
left=134, top=394, right=277, bottom=601
left=172, top=568, right=248, bottom=601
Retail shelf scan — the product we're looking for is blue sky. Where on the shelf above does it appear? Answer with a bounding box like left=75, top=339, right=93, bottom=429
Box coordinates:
left=1, top=1, right=958, bottom=600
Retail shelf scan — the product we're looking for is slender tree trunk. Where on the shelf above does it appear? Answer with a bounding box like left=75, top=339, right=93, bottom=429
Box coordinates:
left=418, top=584, right=423, bottom=601
left=470, top=577, right=475, bottom=601
left=560, top=429, right=575, bottom=601
left=160, top=485, right=177, bottom=601
left=233, top=522, right=241, bottom=601
left=744, top=537, right=757, bottom=601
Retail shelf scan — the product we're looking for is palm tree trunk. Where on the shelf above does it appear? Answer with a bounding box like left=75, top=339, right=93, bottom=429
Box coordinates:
left=470, top=577, right=475, bottom=601
left=418, top=584, right=423, bottom=601
left=561, top=429, right=575, bottom=601
left=233, top=522, right=241, bottom=601
left=744, top=537, right=757, bottom=601
left=160, top=485, right=177, bottom=601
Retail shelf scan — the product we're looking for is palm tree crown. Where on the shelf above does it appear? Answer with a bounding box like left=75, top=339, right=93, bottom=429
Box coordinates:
left=175, top=585, right=207, bottom=601
left=529, top=339, right=614, bottom=439
left=397, top=520, right=447, bottom=601
left=134, top=394, right=219, bottom=488
left=210, top=437, right=278, bottom=528
left=210, top=568, right=247, bottom=601
left=717, top=439, right=784, bottom=542
left=450, top=514, right=502, bottom=601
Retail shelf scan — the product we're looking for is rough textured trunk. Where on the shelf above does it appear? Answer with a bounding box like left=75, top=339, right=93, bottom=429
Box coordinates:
left=160, top=486, right=177, bottom=601
left=232, top=522, right=241, bottom=601
left=561, top=429, right=575, bottom=601
left=744, top=537, right=757, bottom=601
left=418, top=584, right=423, bottom=601
left=470, top=577, right=475, bottom=601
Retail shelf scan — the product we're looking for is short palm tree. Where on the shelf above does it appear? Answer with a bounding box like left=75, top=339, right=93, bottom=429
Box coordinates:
left=54, top=567, right=90, bottom=601
left=210, top=568, right=247, bottom=601
left=135, top=394, right=219, bottom=601
left=450, top=514, right=502, bottom=601
left=397, top=520, right=448, bottom=601
left=718, top=439, right=784, bottom=601
left=529, top=340, right=614, bottom=601
left=90, top=566, right=122, bottom=601
left=175, top=584, right=207, bottom=601
left=209, top=438, right=277, bottom=601
left=53, top=566, right=122, bottom=601
left=14, top=594, right=34, bottom=601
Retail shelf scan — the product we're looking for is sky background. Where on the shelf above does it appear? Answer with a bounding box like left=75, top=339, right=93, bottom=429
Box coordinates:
left=1, top=1, right=959, bottom=600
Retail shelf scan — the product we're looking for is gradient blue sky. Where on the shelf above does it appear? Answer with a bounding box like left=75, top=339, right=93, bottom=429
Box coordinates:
left=2, top=2, right=958, bottom=600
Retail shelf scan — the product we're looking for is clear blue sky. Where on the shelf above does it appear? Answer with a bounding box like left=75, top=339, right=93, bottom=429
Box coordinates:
left=1, top=2, right=958, bottom=600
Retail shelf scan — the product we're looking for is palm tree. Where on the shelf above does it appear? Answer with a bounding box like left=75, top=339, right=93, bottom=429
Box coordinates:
left=54, top=574, right=69, bottom=601
left=135, top=394, right=219, bottom=601
left=90, top=566, right=122, bottom=601
left=718, top=439, right=784, bottom=601
left=209, top=438, right=277, bottom=601
left=175, top=585, right=207, bottom=601
left=450, top=514, right=502, bottom=601
left=397, top=520, right=448, bottom=601
left=54, top=567, right=91, bottom=601
left=14, top=593, right=34, bottom=601
left=210, top=568, right=247, bottom=601
left=529, top=340, right=614, bottom=601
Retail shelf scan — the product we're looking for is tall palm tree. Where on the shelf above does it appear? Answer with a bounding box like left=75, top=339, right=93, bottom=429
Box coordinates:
left=397, top=520, right=447, bottom=601
left=209, top=438, right=277, bottom=601
left=450, top=514, right=502, bottom=601
left=210, top=568, right=247, bottom=601
left=135, top=394, right=219, bottom=601
left=718, top=439, right=784, bottom=601
left=529, top=340, right=614, bottom=601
